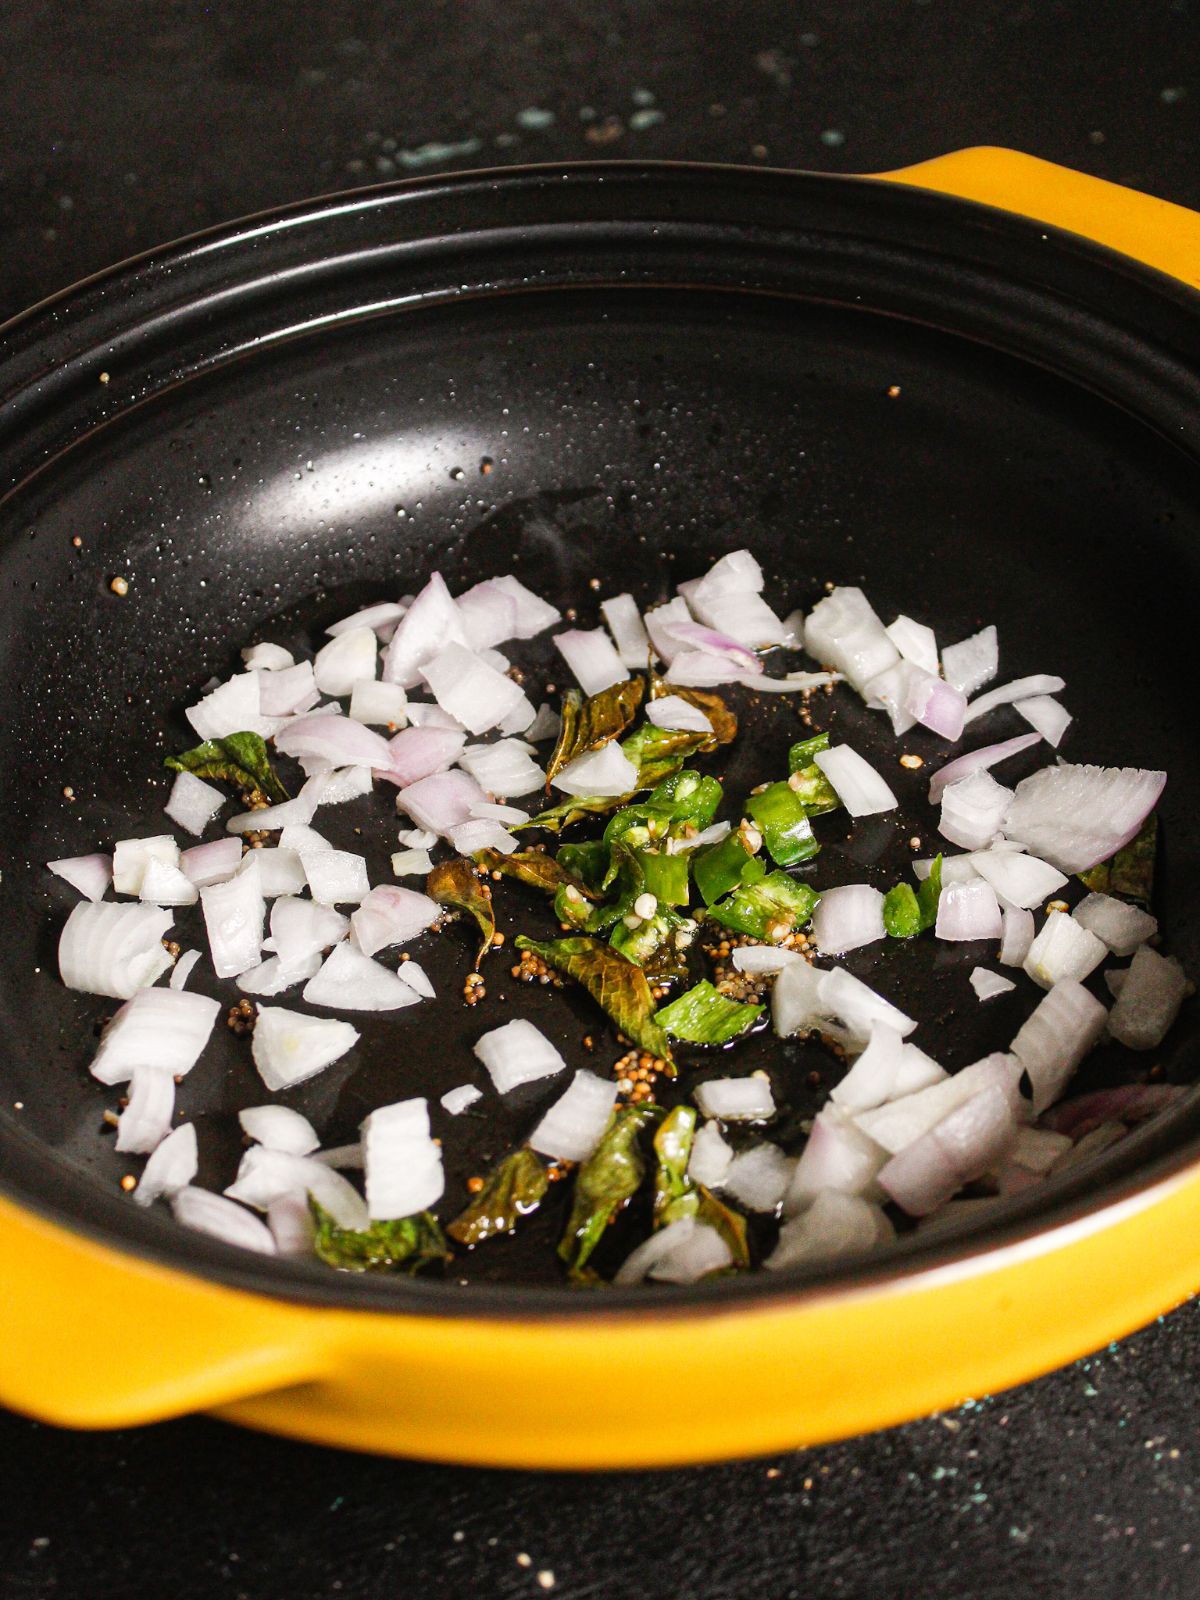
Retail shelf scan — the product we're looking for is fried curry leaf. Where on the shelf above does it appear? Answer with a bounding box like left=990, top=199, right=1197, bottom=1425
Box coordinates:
left=426, top=856, right=495, bottom=969
left=652, top=1104, right=696, bottom=1223
left=165, top=731, right=289, bottom=806
left=655, top=979, right=764, bottom=1044
left=513, top=935, right=675, bottom=1068
left=446, top=1147, right=550, bottom=1246
left=558, top=1104, right=659, bottom=1277
left=309, top=1199, right=450, bottom=1274
left=519, top=792, right=638, bottom=833
left=545, top=678, right=645, bottom=784
left=915, top=853, right=943, bottom=932
left=649, top=670, right=738, bottom=746
left=1079, top=813, right=1157, bottom=908
left=474, top=847, right=600, bottom=901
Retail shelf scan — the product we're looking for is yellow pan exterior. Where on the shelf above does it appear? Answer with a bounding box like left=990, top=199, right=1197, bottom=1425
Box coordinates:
left=4, top=148, right=1200, bottom=1466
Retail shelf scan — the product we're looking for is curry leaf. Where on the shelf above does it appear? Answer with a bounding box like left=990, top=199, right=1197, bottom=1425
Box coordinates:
left=309, top=1199, right=450, bottom=1274
left=446, top=1148, right=550, bottom=1246
left=514, top=935, right=675, bottom=1068
left=558, top=1104, right=659, bottom=1277
left=655, top=979, right=763, bottom=1044
left=165, top=731, right=289, bottom=806
left=474, top=847, right=600, bottom=901
left=426, top=857, right=496, bottom=969
left=545, top=679, right=645, bottom=784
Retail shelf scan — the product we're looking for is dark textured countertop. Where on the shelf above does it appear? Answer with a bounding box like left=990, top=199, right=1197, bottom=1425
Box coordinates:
left=2, top=4, right=1199, bottom=1597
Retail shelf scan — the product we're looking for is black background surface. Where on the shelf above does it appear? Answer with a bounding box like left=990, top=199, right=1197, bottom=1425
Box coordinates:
left=2, top=4, right=1199, bottom=1597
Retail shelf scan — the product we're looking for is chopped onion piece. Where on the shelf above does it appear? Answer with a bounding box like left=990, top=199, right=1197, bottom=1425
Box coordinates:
left=786, top=1106, right=888, bottom=1209
left=421, top=642, right=526, bottom=735
left=350, top=885, right=440, bottom=957
left=471, top=801, right=530, bottom=825
left=226, top=1146, right=369, bottom=1231
left=941, top=625, right=998, bottom=698
left=886, top=615, right=938, bottom=674
left=242, top=641, right=295, bottom=671
left=641, top=596, right=692, bottom=664
left=661, top=619, right=762, bottom=674
left=186, top=671, right=283, bottom=741
left=200, top=863, right=265, bottom=977
left=688, top=1120, right=734, bottom=1187
left=666, top=819, right=731, bottom=855
left=165, top=771, right=225, bottom=837
left=894, top=1045, right=949, bottom=1097
left=1010, top=980, right=1107, bottom=1113
left=236, top=952, right=320, bottom=996
left=246, top=847, right=308, bottom=899
left=684, top=548, right=763, bottom=606
left=395, top=961, right=435, bottom=999
left=999, top=906, right=1035, bottom=968
left=59, top=902, right=173, bottom=998
left=312, top=766, right=374, bottom=808
left=856, top=1054, right=1022, bottom=1153
left=259, top=661, right=319, bottom=718
left=1023, top=910, right=1106, bottom=990
left=138, top=857, right=199, bottom=907
left=879, top=1082, right=1018, bottom=1216
left=812, top=884, right=886, bottom=955
left=820, top=966, right=916, bottom=1043
left=939, top=769, right=1014, bottom=851
left=252, top=1004, right=360, bottom=1090
left=303, top=849, right=370, bottom=907
left=803, top=586, right=899, bottom=694
left=601, top=593, right=652, bottom=669
left=447, top=819, right=518, bottom=856
left=554, top=628, right=629, bottom=696
left=928, top=732, right=1042, bottom=805
left=529, top=1070, right=618, bottom=1161
left=314, top=626, right=377, bottom=697
left=326, top=600, right=408, bottom=639
left=964, top=673, right=1066, bottom=725
left=268, top=1193, right=316, bottom=1256
left=311, top=1142, right=364, bottom=1169
left=395, top=769, right=486, bottom=837
left=275, top=711, right=392, bottom=771
left=685, top=589, right=788, bottom=650
left=1015, top=694, right=1072, bottom=748
left=830, top=1024, right=907, bottom=1112
left=133, top=1122, right=198, bottom=1206
left=453, top=580, right=518, bottom=652
left=615, top=1215, right=732, bottom=1285
left=303, top=941, right=421, bottom=1011
left=397, top=826, right=438, bottom=849
left=664, top=649, right=747, bottom=686
left=114, top=1067, right=176, bottom=1154
left=813, top=745, right=898, bottom=817
left=113, top=835, right=181, bottom=896
left=720, top=1143, right=793, bottom=1212
left=457, top=739, right=546, bottom=798
left=694, top=1076, right=775, bottom=1121
left=406, top=701, right=465, bottom=731
left=239, top=1104, right=319, bottom=1155
left=269, top=896, right=349, bottom=970
left=487, top=574, right=562, bottom=639
left=1072, top=892, right=1158, bottom=957
left=441, top=1084, right=483, bottom=1115
left=524, top=702, right=561, bottom=743
left=169, top=949, right=202, bottom=990
left=391, top=849, right=434, bottom=877
left=935, top=879, right=1003, bottom=942
left=970, top=967, right=1016, bottom=1001
left=474, top=1017, right=567, bottom=1094
left=768, top=1191, right=894, bottom=1270
left=1107, top=946, right=1191, bottom=1050
left=732, top=944, right=803, bottom=976
left=646, top=695, right=713, bottom=733
left=350, top=680, right=409, bottom=727
left=90, top=987, right=220, bottom=1084
left=278, top=824, right=333, bottom=857
left=379, top=725, right=466, bottom=789
left=172, top=1187, right=276, bottom=1254
left=381, top=572, right=469, bottom=687
left=48, top=852, right=112, bottom=902
left=497, top=693, right=537, bottom=737
left=180, top=837, right=243, bottom=888
left=551, top=742, right=639, bottom=798
left=738, top=670, right=842, bottom=693
left=362, top=1098, right=444, bottom=1219
left=969, top=847, right=1067, bottom=909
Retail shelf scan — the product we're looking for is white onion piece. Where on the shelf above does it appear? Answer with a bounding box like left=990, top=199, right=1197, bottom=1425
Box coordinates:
left=381, top=572, right=469, bottom=686
left=553, top=628, right=629, bottom=696
left=303, top=942, right=420, bottom=1011
left=457, top=739, right=546, bottom=798
left=474, top=1017, right=567, bottom=1094
left=186, top=672, right=284, bottom=741
left=326, top=600, right=408, bottom=639
left=455, top=579, right=519, bottom=651
left=169, top=949, right=202, bottom=990
left=380, top=725, right=466, bottom=788
left=1009, top=1125, right=1073, bottom=1173
left=970, top=968, right=1016, bottom=1001
left=820, top=966, right=916, bottom=1043
left=441, top=1084, right=483, bottom=1115
left=999, top=905, right=1035, bottom=967
left=397, top=826, right=437, bottom=849
left=529, top=1070, right=618, bottom=1161
left=239, top=1104, right=319, bottom=1155
left=688, top=1120, right=734, bottom=1187
left=786, top=1106, right=888, bottom=1210
left=862, top=660, right=918, bottom=735
left=524, top=702, right=561, bottom=744
left=886, top=615, right=938, bottom=674
left=471, top=801, right=530, bottom=825
left=477, top=646, right=510, bottom=675
left=551, top=742, right=639, bottom=798
left=683, top=588, right=789, bottom=650
left=225, top=787, right=321, bottom=835
left=1023, top=910, right=1107, bottom=990
left=236, top=952, right=320, bottom=996
left=314, top=626, right=377, bottom=697
left=312, top=1142, right=364, bottom=1169
left=405, top=701, right=465, bottom=731
left=941, top=625, right=998, bottom=698
left=350, top=679, right=409, bottom=727
left=246, top=847, right=308, bottom=899
left=732, top=944, right=803, bottom=976
left=362, top=1098, right=444, bottom=1219
left=164, top=771, right=225, bottom=837
left=830, top=1024, right=906, bottom=1112
left=666, top=819, right=731, bottom=855
left=447, top=818, right=518, bottom=857
left=133, top=1122, right=198, bottom=1206
left=968, top=847, right=1067, bottom=909
left=226, top=1146, right=369, bottom=1231
left=813, top=745, right=898, bottom=817
left=278, top=824, right=333, bottom=857
left=396, top=960, right=435, bottom=1000
left=48, top=852, right=112, bottom=902
left=643, top=597, right=693, bottom=663
left=879, top=1082, right=1018, bottom=1216
left=395, top=769, right=485, bottom=837
left=1006, top=763, right=1167, bottom=875
left=180, top=837, right=243, bottom=888
left=1015, top=694, right=1072, bottom=748
left=200, top=863, right=265, bottom=977
left=664, top=650, right=747, bottom=686
left=928, top=732, right=1042, bottom=804
left=497, top=693, right=537, bottom=737
left=769, top=1191, right=894, bottom=1270
left=646, top=695, right=713, bottom=734
left=601, top=593, right=652, bottom=668
left=113, top=835, right=180, bottom=896
left=1072, top=892, right=1158, bottom=957
left=59, top=902, right=173, bottom=998
left=812, top=884, right=886, bottom=955
left=312, top=766, right=374, bottom=808
left=114, top=1067, right=176, bottom=1154
left=1107, top=946, right=1191, bottom=1050
left=275, top=712, right=392, bottom=771
left=269, top=896, right=349, bottom=971
left=303, top=849, right=370, bottom=907
left=684, top=547, right=763, bottom=605
left=487, top=574, right=561, bottom=639
left=1010, top=980, right=1107, bottom=1113
left=268, top=1193, right=316, bottom=1256
left=737, top=670, right=843, bottom=693
left=259, top=661, right=319, bottom=718
left=965, top=673, right=1066, bottom=725
left=939, top=769, right=1014, bottom=851
left=391, top=849, right=434, bottom=877
left=172, top=1187, right=276, bottom=1254
left=90, top=988, right=220, bottom=1085
left=694, top=1076, right=775, bottom=1121
left=350, top=885, right=440, bottom=957
left=661, top=619, right=762, bottom=674
left=856, top=1054, right=1022, bottom=1153
left=615, top=1215, right=732, bottom=1285
left=720, top=1143, right=793, bottom=1212
left=894, top=1045, right=949, bottom=1097
left=242, top=641, right=295, bottom=671
left=421, top=642, right=525, bottom=735
left=901, top=667, right=966, bottom=741
left=138, top=858, right=199, bottom=907
left=770, top=958, right=827, bottom=1039
left=252, top=1004, right=360, bottom=1090
left=802, top=587, right=899, bottom=693
left=914, top=853, right=979, bottom=886
left=935, top=879, right=1003, bottom=942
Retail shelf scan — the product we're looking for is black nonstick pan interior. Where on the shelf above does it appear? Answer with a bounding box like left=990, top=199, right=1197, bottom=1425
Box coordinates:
left=1, top=162, right=1198, bottom=1309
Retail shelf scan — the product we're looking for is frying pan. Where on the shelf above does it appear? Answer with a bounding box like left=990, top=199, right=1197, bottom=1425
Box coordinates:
left=2, top=148, right=1199, bottom=1468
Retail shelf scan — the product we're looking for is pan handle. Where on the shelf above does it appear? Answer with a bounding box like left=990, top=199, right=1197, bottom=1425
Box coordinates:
left=0, top=1193, right=328, bottom=1429
left=875, top=146, right=1200, bottom=291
